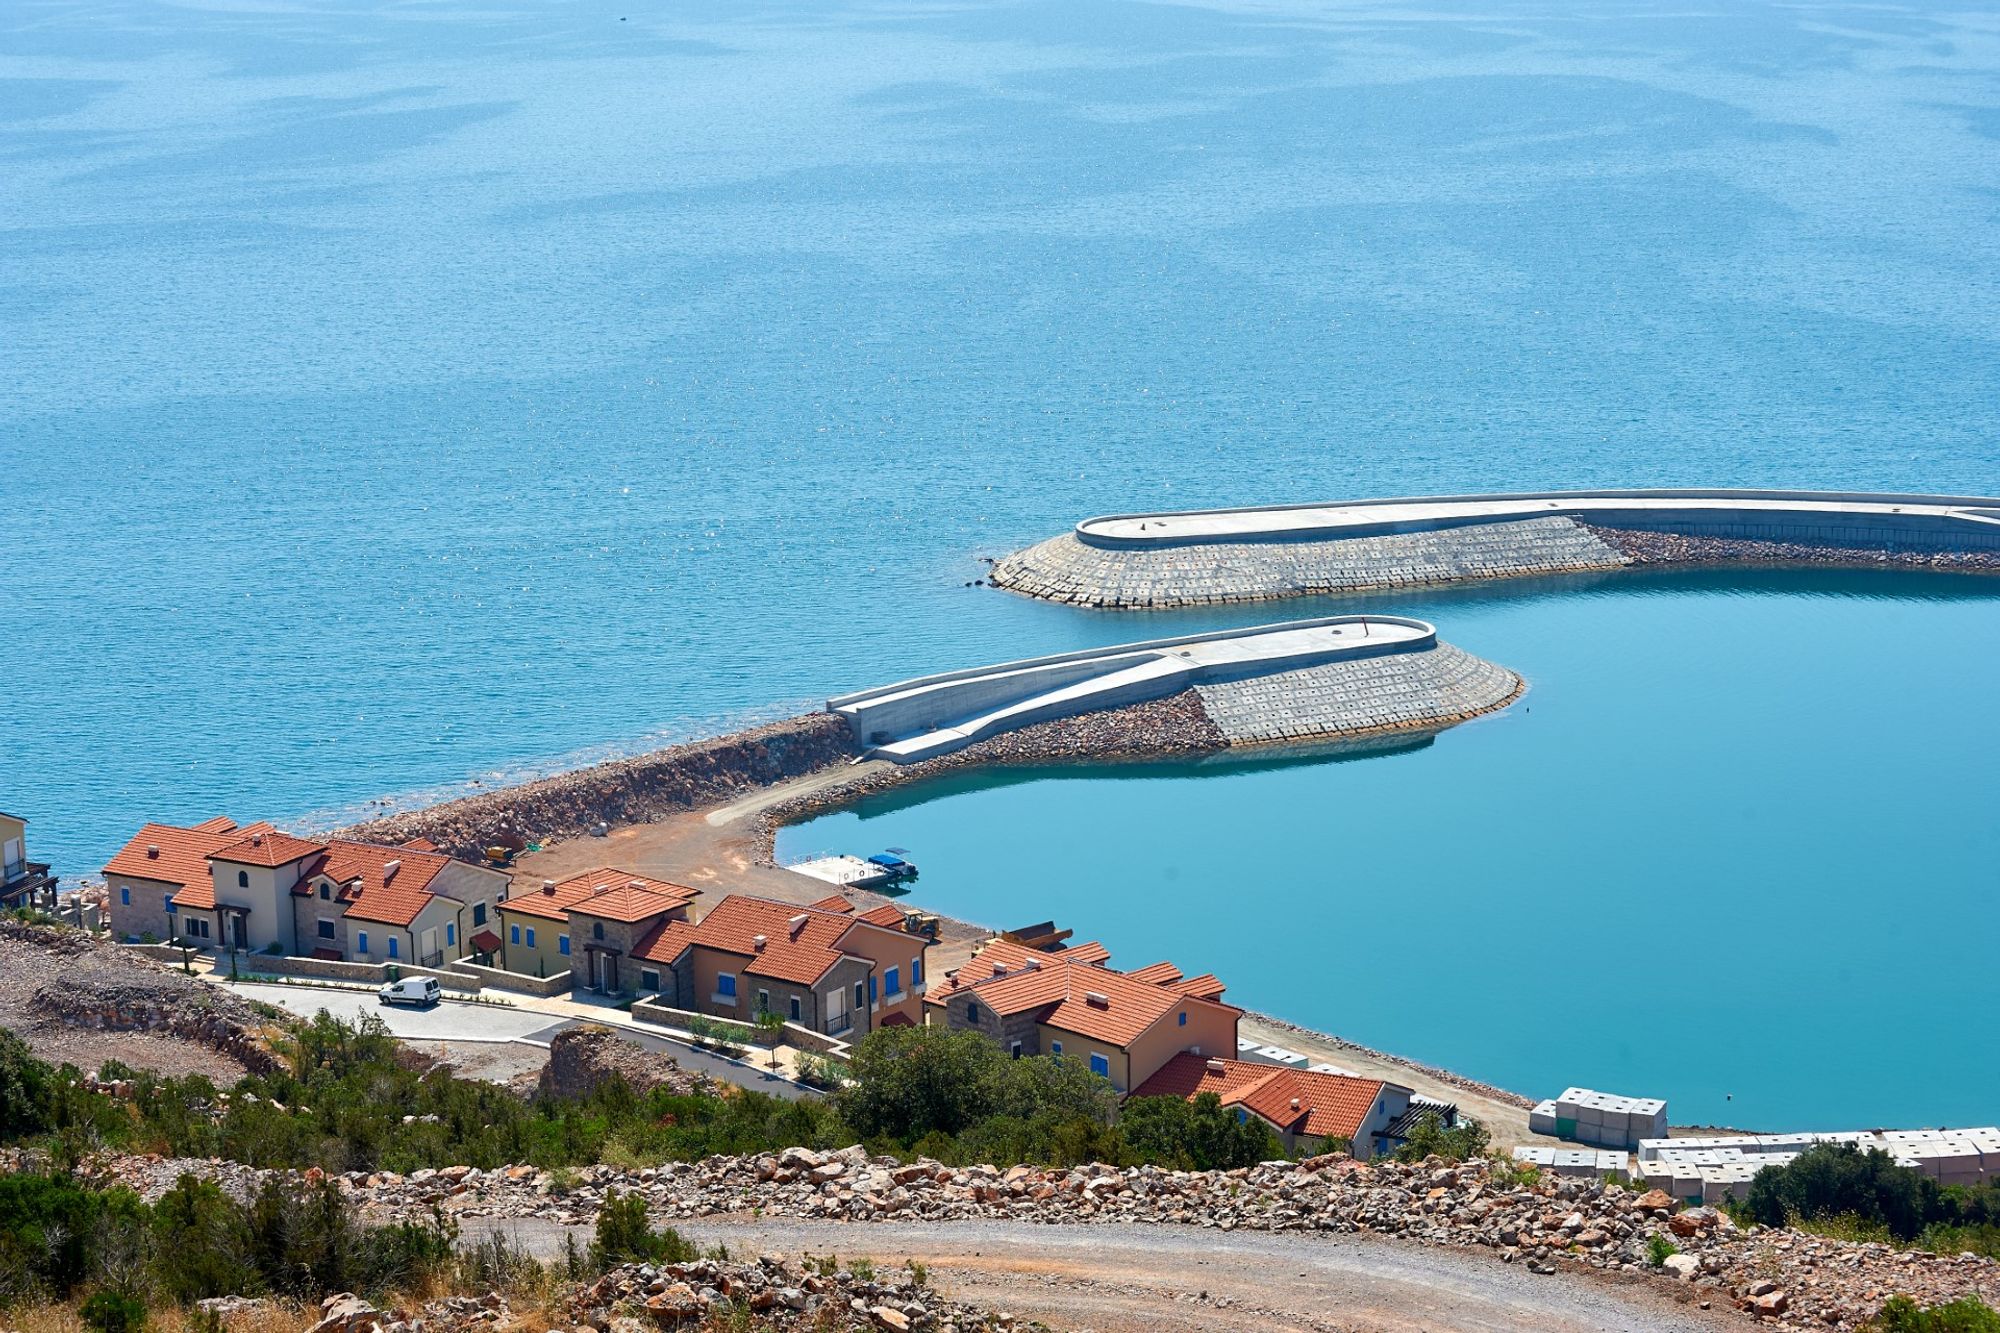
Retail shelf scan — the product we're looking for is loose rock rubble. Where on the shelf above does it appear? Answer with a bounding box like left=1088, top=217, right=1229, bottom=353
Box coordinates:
left=568, top=1257, right=1035, bottom=1330
left=532, top=1027, right=716, bottom=1102
left=90, top=1149, right=2000, bottom=1328
left=1586, top=525, right=2000, bottom=574
left=337, top=714, right=857, bottom=860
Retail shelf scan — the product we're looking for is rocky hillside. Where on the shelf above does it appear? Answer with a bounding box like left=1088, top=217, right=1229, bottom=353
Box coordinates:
left=92, top=1147, right=1999, bottom=1329
left=0, top=919, right=280, bottom=1078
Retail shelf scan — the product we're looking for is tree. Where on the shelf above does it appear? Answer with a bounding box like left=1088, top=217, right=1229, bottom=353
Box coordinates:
left=836, top=1026, right=1008, bottom=1141
left=150, top=1174, right=256, bottom=1303
left=0, top=1029, right=54, bottom=1141
left=1119, top=1093, right=1283, bottom=1170
left=80, top=1290, right=146, bottom=1333
left=1742, top=1143, right=1937, bottom=1240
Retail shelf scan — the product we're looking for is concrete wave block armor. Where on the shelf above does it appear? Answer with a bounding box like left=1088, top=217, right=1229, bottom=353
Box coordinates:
left=993, top=515, right=1622, bottom=607
left=990, top=489, right=2000, bottom=608
left=829, top=617, right=1520, bottom=762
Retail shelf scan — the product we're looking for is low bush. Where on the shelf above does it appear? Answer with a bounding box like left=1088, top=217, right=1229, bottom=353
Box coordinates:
left=1391, top=1113, right=1489, bottom=1164
left=1869, top=1296, right=2000, bottom=1332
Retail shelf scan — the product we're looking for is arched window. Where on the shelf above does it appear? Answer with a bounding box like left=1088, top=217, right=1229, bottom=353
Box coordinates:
left=237, top=870, right=248, bottom=888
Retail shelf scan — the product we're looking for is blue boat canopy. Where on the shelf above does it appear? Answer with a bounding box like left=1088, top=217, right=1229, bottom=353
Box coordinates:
left=867, top=853, right=909, bottom=867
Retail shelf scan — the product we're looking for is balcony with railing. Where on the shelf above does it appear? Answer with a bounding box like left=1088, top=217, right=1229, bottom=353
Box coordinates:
left=419, top=950, right=444, bottom=969
left=0, top=860, right=56, bottom=908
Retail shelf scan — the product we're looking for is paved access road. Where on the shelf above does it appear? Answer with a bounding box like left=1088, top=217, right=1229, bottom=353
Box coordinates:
left=226, top=983, right=812, bottom=1100
left=470, top=1215, right=1742, bottom=1333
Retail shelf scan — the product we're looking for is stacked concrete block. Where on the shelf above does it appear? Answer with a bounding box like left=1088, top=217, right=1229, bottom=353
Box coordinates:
left=1309, top=1061, right=1362, bottom=1078
left=1511, top=1146, right=1630, bottom=1181
left=1635, top=1128, right=2000, bottom=1200
left=1542, top=1087, right=1668, bottom=1150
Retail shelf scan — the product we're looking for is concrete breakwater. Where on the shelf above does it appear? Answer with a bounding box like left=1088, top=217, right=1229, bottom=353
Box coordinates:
left=991, top=488, right=2000, bottom=607
left=828, top=616, right=1519, bottom=762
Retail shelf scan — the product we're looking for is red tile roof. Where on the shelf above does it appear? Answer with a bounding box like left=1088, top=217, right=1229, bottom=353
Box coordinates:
left=1127, top=961, right=1183, bottom=985
left=103, top=819, right=275, bottom=911
left=293, top=839, right=453, bottom=926
left=212, top=831, right=324, bottom=867
left=401, top=837, right=441, bottom=853
left=1130, top=1054, right=1387, bottom=1143
left=471, top=929, right=503, bottom=954
left=504, top=868, right=698, bottom=923
left=856, top=904, right=906, bottom=929
left=809, top=893, right=857, bottom=913
left=878, top=1011, right=916, bottom=1027
left=926, top=940, right=1236, bottom=1050
left=630, top=894, right=919, bottom=987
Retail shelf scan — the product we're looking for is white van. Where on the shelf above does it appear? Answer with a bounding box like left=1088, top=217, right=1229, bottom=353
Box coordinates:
left=378, top=976, right=442, bottom=1007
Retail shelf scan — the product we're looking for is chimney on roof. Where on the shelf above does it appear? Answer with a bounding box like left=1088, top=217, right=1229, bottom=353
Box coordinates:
left=628, top=880, right=646, bottom=891
left=787, top=913, right=808, bottom=937
left=382, top=859, right=400, bottom=883
left=1206, top=1058, right=1226, bottom=1074
left=1290, top=1097, right=1302, bottom=1112
left=542, top=880, right=556, bottom=896
left=146, top=845, right=159, bottom=858
left=752, top=934, right=768, bottom=951
left=251, top=834, right=264, bottom=847
left=991, top=960, right=1007, bottom=977
left=1084, top=991, right=1109, bottom=1009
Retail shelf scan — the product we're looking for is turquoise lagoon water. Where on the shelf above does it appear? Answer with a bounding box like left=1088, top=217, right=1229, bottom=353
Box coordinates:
left=781, top=568, right=2000, bottom=1130
left=3, top=0, right=1998, bottom=1122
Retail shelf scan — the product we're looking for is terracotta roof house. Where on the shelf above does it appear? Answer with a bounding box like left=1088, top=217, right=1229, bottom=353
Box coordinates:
left=0, top=811, right=57, bottom=911
left=924, top=940, right=1242, bottom=1092
left=107, top=818, right=508, bottom=963
left=1129, top=1053, right=1417, bottom=1156
left=495, top=868, right=699, bottom=988
left=629, top=893, right=931, bottom=1037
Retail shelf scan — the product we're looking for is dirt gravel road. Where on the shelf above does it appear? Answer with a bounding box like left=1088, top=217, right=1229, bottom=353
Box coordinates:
left=474, top=1214, right=1742, bottom=1332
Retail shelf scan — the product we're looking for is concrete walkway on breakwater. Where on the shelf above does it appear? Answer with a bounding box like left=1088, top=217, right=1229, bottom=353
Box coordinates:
left=1079, top=488, right=2000, bottom=547
left=991, top=488, right=2000, bottom=608
left=828, top=616, right=1444, bottom=761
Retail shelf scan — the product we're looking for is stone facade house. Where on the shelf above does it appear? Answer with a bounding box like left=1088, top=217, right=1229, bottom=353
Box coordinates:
left=630, top=894, right=930, bottom=1039
left=492, top=867, right=698, bottom=990
left=924, top=939, right=1240, bottom=1093
left=0, top=811, right=57, bottom=911
left=1129, top=1052, right=1416, bottom=1157
left=106, top=819, right=508, bottom=961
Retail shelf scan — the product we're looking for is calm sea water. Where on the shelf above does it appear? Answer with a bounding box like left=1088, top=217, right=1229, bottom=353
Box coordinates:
left=3, top=0, right=1996, bottom=1121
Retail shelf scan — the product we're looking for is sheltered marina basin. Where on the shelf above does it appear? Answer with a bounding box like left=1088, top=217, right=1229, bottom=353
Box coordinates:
left=827, top=615, right=1521, bottom=763
left=990, top=488, right=2000, bottom=608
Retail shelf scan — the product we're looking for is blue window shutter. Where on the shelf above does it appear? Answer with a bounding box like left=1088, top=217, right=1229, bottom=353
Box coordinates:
left=868, top=975, right=877, bottom=1003
left=912, top=957, right=922, bottom=985
left=121, top=888, right=130, bottom=905
left=526, top=927, right=535, bottom=947
left=559, top=935, right=569, bottom=956
left=1090, top=1054, right=1109, bottom=1077
left=358, top=931, right=368, bottom=953
left=446, top=923, right=455, bottom=946
left=510, top=924, right=520, bottom=945
left=1179, top=1011, right=1187, bottom=1026
left=886, top=967, right=899, bottom=995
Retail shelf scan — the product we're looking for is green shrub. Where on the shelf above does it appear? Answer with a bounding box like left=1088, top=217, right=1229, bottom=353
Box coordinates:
left=1392, top=1114, right=1490, bottom=1164
left=1645, top=1233, right=1679, bottom=1267
left=1119, top=1093, right=1283, bottom=1171
left=588, top=1189, right=697, bottom=1270
left=1869, top=1296, right=2000, bottom=1332
left=80, top=1290, right=147, bottom=1333
left=1744, top=1144, right=1936, bottom=1241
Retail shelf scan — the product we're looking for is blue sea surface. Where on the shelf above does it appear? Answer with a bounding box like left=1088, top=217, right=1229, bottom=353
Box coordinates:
left=3, top=0, right=1997, bottom=1122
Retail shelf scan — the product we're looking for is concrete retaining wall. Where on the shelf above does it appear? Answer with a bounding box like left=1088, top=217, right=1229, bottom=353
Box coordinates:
left=448, top=959, right=575, bottom=997
left=224, top=951, right=482, bottom=993
left=629, top=999, right=852, bottom=1058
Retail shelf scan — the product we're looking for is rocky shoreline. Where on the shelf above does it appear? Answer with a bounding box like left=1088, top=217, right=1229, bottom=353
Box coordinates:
left=335, top=715, right=858, bottom=862
left=1584, top=524, right=2000, bottom=574
left=86, top=1148, right=2000, bottom=1328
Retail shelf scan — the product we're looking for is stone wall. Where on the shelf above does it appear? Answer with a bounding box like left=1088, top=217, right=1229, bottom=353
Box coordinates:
left=990, top=515, right=1625, bottom=607
left=228, top=951, right=481, bottom=993
left=335, top=713, right=858, bottom=860
left=629, top=998, right=852, bottom=1058
left=31, top=976, right=282, bottom=1075
left=1196, top=641, right=1523, bottom=745
left=448, top=959, right=573, bottom=996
